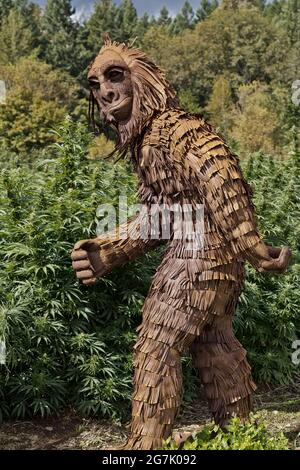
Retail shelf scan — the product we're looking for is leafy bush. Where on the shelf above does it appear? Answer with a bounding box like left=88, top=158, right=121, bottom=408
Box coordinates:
left=0, top=118, right=160, bottom=421
left=235, top=131, right=300, bottom=383
left=0, top=57, right=78, bottom=153
left=162, top=417, right=289, bottom=450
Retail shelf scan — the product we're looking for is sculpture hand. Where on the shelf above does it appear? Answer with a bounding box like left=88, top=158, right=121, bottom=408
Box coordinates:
left=258, top=246, right=292, bottom=273
left=71, top=239, right=106, bottom=285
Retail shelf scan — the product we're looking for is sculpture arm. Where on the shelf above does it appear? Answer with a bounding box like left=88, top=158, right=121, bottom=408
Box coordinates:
left=71, top=208, right=163, bottom=285
left=184, top=131, right=291, bottom=272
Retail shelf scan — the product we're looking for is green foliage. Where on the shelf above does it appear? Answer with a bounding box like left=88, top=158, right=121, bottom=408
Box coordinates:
left=276, top=0, right=300, bottom=46
left=0, top=0, right=13, bottom=22
left=0, top=0, right=28, bottom=23
left=221, top=0, right=265, bottom=9
left=87, top=0, right=151, bottom=50
left=41, top=0, right=89, bottom=79
left=0, top=118, right=159, bottom=421
left=235, top=134, right=300, bottom=383
left=133, top=13, right=152, bottom=42
left=115, top=0, right=138, bottom=41
left=43, top=0, right=75, bottom=36
left=178, top=89, right=202, bottom=114
left=87, top=0, right=121, bottom=53
left=142, top=4, right=286, bottom=120
left=162, top=417, right=289, bottom=450
left=0, top=56, right=78, bottom=152
left=0, top=0, right=297, bottom=157
left=0, top=8, right=35, bottom=65
left=157, top=6, right=172, bottom=27
left=195, top=0, right=219, bottom=22
left=205, top=74, right=234, bottom=134
left=170, top=1, right=195, bottom=35
left=0, top=120, right=299, bottom=423
left=230, top=82, right=281, bottom=156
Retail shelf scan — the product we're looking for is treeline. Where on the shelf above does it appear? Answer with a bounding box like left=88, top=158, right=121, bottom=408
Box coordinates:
left=0, top=0, right=299, bottom=155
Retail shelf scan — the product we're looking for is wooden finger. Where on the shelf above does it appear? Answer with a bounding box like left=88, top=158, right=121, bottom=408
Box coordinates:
left=259, top=259, right=272, bottom=272
left=82, top=278, right=97, bottom=286
left=74, top=240, right=90, bottom=250
left=76, top=269, right=94, bottom=280
left=71, top=249, right=88, bottom=261
left=72, top=260, right=90, bottom=271
left=268, top=246, right=282, bottom=258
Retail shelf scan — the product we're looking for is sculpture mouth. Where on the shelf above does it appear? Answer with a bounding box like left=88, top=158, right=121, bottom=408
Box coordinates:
left=109, top=97, right=131, bottom=112
left=101, top=97, right=132, bottom=124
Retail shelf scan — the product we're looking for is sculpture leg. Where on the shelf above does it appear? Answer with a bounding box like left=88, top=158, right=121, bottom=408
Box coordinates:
left=123, top=262, right=255, bottom=449
left=123, top=289, right=208, bottom=450
left=190, top=281, right=257, bottom=427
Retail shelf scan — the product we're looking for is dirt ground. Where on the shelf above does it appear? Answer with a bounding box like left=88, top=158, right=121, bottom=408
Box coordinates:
left=0, top=382, right=299, bottom=450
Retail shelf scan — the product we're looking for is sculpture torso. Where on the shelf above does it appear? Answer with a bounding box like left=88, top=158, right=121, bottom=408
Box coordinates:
left=133, top=108, right=247, bottom=278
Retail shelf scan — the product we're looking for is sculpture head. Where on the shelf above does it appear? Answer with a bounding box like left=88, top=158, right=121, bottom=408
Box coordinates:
left=88, top=35, right=179, bottom=153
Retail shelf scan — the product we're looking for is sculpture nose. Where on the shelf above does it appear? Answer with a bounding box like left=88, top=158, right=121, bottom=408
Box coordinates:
left=100, top=84, right=119, bottom=104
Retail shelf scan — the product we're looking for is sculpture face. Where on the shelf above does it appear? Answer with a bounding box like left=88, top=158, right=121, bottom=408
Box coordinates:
left=88, top=39, right=179, bottom=151
left=88, top=50, right=133, bottom=124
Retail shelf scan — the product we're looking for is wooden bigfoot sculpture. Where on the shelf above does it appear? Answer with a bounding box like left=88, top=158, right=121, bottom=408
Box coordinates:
left=71, top=37, right=291, bottom=450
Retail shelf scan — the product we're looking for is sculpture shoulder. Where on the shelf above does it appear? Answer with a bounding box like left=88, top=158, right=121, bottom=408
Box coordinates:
left=142, top=108, right=234, bottom=164
left=142, top=108, right=187, bottom=150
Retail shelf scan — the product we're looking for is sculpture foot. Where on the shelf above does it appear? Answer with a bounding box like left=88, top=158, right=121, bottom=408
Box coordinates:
left=121, top=435, right=164, bottom=450
left=172, top=432, right=194, bottom=449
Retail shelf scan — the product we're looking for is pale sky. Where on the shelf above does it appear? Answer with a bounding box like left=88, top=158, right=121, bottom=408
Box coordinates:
left=36, top=1, right=203, bottom=18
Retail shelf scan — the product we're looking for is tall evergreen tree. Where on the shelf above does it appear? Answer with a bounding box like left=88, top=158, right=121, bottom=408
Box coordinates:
left=0, top=0, right=13, bottom=22
left=41, top=0, right=86, bottom=79
left=87, top=0, right=118, bottom=53
left=43, top=0, right=75, bottom=36
left=133, top=12, right=151, bottom=42
left=0, top=0, right=33, bottom=23
left=195, top=0, right=219, bottom=22
left=157, top=6, right=172, bottom=26
left=279, top=0, right=300, bottom=45
left=0, top=8, right=35, bottom=64
left=170, top=1, right=194, bottom=35
left=0, top=1, right=41, bottom=49
left=115, top=0, right=138, bottom=41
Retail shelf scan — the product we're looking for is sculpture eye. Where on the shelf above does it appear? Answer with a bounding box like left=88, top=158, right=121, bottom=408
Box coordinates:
left=108, top=69, right=124, bottom=81
left=89, top=80, right=100, bottom=90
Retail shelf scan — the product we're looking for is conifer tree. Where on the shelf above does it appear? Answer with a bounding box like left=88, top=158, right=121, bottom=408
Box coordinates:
left=133, top=12, right=151, bottom=42
left=170, top=1, right=194, bottom=35
left=157, top=6, right=172, bottom=26
left=115, top=0, right=138, bottom=41
left=279, top=0, right=300, bottom=45
left=0, top=8, right=34, bottom=64
left=0, top=0, right=13, bottom=22
left=43, top=0, right=75, bottom=36
left=42, top=0, right=84, bottom=78
left=87, top=0, right=118, bottom=53
left=195, top=0, right=219, bottom=22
